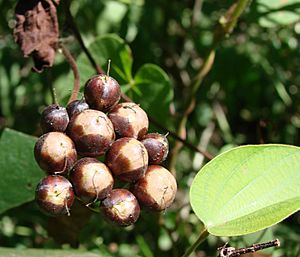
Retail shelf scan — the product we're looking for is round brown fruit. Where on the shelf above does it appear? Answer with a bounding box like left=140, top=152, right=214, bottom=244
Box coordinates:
left=40, top=104, right=69, bottom=133
left=101, top=189, right=140, bottom=226
left=141, top=133, right=169, bottom=164
left=67, top=109, right=115, bottom=157
left=35, top=175, right=75, bottom=216
left=84, top=75, right=121, bottom=112
left=70, top=157, right=114, bottom=204
left=106, top=137, right=148, bottom=182
left=108, top=102, right=148, bottom=139
left=132, top=165, right=177, bottom=211
left=34, top=132, right=77, bottom=174
left=66, top=99, right=89, bottom=119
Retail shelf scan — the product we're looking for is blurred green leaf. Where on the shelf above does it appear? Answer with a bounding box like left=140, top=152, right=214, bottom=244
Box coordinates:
left=0, top=247, right=100, bottom=257
left=77, top=34, right=133, bottom=86
left=0, top=128, right=41, bottom=214
left=190, top=144, right=300, bottom=236
left=257, top=0, right=300, bottom=27
left=132, top=64, right=173, bottom=126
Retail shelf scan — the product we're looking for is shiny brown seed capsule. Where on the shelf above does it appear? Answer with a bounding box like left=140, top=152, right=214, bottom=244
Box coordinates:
left=70, top=157, right=114, bottom=204
left=131, top=165, right=177, bottom=211
left=40, top=104, right=69, bottom=133
left=101, top=189, right=140, bottom=226
left=106, top=137, right=148, bottom=183
left=66, top=99, right=89, bottom=119
left=67, top=109, right=115, bottom=157
left=35, top=175, right=75, bottom=216
left=34, top=132, right=77, bottom=174
left=84, top=75, right=121, bottom=112
left=108, top=102, right=149, bottom=139
left=141, top=133, right=169, bottom=164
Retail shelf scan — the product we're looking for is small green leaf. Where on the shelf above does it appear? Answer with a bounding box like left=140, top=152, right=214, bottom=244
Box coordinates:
left=0, top=129, right=42, bottom=214
left=0, top=247, right=100, bottom=257
left=257, top=0, right=300, bottom=27
left=132, top=64, right=173, bottom=126
left=77, top=34, right=133, bottom=85
left=190, top=144, right=300, bottom=236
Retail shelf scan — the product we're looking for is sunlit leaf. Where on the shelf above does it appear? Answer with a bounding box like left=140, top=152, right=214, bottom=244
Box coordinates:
left=190, top=144, right=300, bottom=236
left=257, top=0, right=300, bottom=27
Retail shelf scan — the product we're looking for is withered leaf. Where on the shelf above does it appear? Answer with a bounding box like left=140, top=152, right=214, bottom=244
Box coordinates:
left=14, top=0, right=59, bottom=73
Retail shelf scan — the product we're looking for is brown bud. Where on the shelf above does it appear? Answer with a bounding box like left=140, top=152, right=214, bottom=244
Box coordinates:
left=132, top=165, right=177, bottom=211
left=70, top=158, right=114, bottom=203
left=141, top=133, right=169, bottom=164
left=35, top=175, right=74, bottom=216
left=40, top=104, right=69, bottom=133
left=34, top=132, right=77, bottom=174
left=67, top=109, right=115, bottom=157
left=106, top=137, right=148, bottom=183
left=108, top=102, right=148, bottom=139
left=101, top=189, right=140, bottom=226
left=84, top=75, right=121, bottom=112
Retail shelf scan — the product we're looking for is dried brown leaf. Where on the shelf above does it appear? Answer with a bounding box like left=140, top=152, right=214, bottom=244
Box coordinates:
left=13, top=0, right=59, bottom=72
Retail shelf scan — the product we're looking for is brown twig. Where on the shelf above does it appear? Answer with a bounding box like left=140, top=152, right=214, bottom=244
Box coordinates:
left=59, top=43, right=80, bottom=104
left=168, top=0, right=251, bottom=175
left=63, top=0, right=104, bottom=75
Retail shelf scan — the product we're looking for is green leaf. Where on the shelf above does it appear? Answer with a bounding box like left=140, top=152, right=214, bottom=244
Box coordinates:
left=190, top=144, right=300, bottom=236
left=0, top=128, right=42, bottom=214
left=132, top=64, right=173, bottom=126
left=77, top=34, right=133, bottom=85
left=0, top=247, right=100, bottom=257
left=257, top=0, right=300, bottom=27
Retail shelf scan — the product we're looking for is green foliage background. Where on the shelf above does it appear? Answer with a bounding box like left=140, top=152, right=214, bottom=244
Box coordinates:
left=0, top=0, right=300, bottom=256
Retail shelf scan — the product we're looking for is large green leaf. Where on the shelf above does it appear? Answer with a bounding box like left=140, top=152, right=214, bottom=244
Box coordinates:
left=132, top=64, right=173, bottom=126
left=0, top=129, right=42, bottom=214
left=257, top=0, right=300, bottom=27
left=0, top=248, right=101, bottom=257
left=77, top=34, right=133, bottom=86
left=190, top=144, right=300, bottom=236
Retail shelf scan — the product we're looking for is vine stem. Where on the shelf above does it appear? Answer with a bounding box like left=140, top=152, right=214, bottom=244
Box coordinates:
left=63, top=0, right=104, bottom=74
left=60, top=43, right=80, bottom=104
left=181, top=227, right=209, bottom=257
left=169, top=0, right=251, bottom=174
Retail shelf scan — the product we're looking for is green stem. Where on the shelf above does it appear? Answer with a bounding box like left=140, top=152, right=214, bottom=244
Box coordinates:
left=182, top=228, right=209, bottom=257
left=168, top=0, right=251, bottom=174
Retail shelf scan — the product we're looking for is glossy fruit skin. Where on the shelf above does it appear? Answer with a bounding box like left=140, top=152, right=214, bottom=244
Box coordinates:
left=67, top=109, right=115, bottom=157
left=84, top=75, right=121, bottom=112
left=35, top=175, right=75, bottom=216
left=106, top=137, right=148, bottom=182
left=34, top=132, right=77, bottom=174
left=108, top=102, right=149, bottom=139
left=66, top=99, right=89, bottom=119
left=141, top=133, right=169, bottom=164
left=101, top=189, right=140, bottom=226
left=40, top=104, right=69, bottom=133
left=131, top=165, right=177, bottom=211
left=70, top=157, right=114, bottom=203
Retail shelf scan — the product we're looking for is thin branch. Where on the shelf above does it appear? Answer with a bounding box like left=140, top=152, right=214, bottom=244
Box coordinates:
left=60, top=43, right=80, bottom=104
left=63, top=0, right=104, bottom=74
left=168, top=0, right=251, bottom=174
left=191, top=0, right=203, bottom=27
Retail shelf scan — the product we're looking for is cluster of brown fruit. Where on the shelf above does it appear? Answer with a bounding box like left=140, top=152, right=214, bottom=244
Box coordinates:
left=34, top=73, right=177, bottom=226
